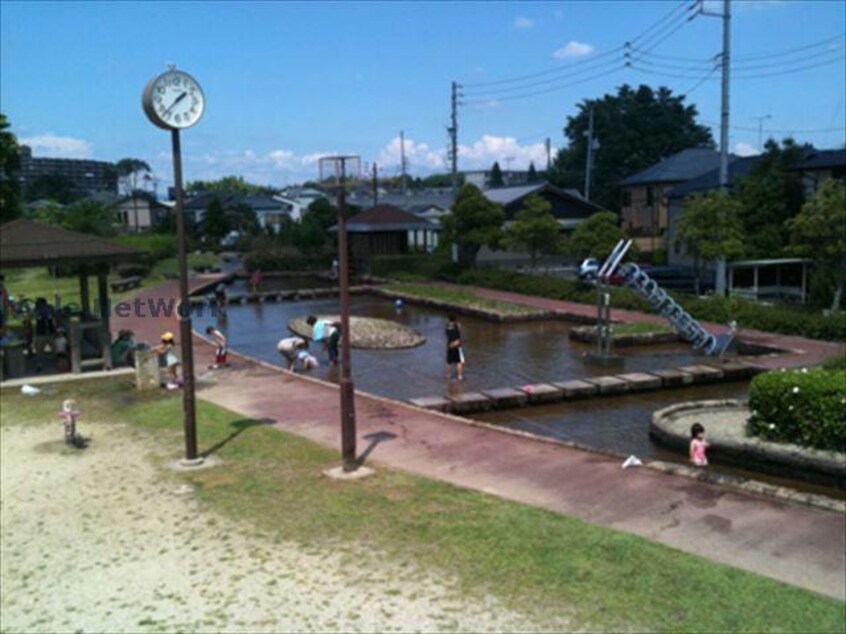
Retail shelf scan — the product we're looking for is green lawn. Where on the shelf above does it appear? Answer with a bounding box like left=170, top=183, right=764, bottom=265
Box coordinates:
left=384, top=282, right=545, bottom=317
left=1, top=379, right=842, bottom=632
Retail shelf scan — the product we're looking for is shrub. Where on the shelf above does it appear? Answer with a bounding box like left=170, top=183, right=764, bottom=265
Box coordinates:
left=243, top=247, right=332, bottom=272
left=370, top=254, right=457, bottom=279
left=115, top=263, right=151, bottom=279
left=747, top=369, right=846, bottom=452
left=113, top=234, right=176, bottom=263
left=822, top=353, right=846, bottom=371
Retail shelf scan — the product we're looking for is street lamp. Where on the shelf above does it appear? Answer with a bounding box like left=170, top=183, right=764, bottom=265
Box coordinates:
left=319, top=155, right=361, bottom=473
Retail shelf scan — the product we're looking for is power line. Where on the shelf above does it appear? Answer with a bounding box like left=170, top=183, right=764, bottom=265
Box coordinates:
left=735, top=31, right=845, bottom=62
left=462, top=65, right=626, bottom=105
left=701, top=120, right=846, bottom=134
left=681, top=65, right=720, bottom=97
left=628, top=53, right=845, bottom=80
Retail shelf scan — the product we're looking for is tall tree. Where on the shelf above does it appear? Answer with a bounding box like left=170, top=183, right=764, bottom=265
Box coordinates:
left=440, top=183, right=504, bottom=267
left=675, top=190, right=745, bottom=294
left=735, top=138, right=808, bottom=258
left=63, top=199, right=116, bottom=236
left=24, top=174, right=82, bottom=205
left=549, top=84, right=713, bottom=211
left=0, top=113, right=21, bottom=222
left=527, top=161, right=539, bottom=182
left=116, top=158, right=151, bottom=232
left=187, top=175, right=276, bottom=196
left=489, top=161, right=504, bottom=187
left=504, top=195, right=561, bottom=270
left=568, top=211, right=628, bottom=261
left=202, top=196, right=231, bottom=242
left=787, top=178, right=846, bottom=311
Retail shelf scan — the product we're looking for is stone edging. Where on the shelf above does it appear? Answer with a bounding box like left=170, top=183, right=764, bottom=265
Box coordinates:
left=569, top=325, right=680, bottom=347
left=651, top=399, right=846, bottom=491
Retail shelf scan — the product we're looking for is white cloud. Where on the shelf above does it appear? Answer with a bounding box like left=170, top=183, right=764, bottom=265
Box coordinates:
left=378, top=136, right=445, bottom=171
left=458, top=135, right=550, bottom=170
left=513, top=16, right=535, bottom=29
left=734, top=141, right=759, bottom=157
left=552, top=41, right=594, bottom=59
left=19, top=134, right=92, bottom=158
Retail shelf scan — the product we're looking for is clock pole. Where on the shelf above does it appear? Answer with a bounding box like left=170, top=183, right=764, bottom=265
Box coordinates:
left=171, top=127, right=199, bottom=462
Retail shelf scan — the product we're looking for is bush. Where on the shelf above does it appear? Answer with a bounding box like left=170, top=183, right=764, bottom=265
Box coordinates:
left=370, top=254, right=458, bottom=280
left=747, top=369, right=846, bottom=452
left=822, top=353, right=846, bottom=371
left=243, top=247, right=332, bottom=272
left=115, top=263, right=151, bottom=279
left=113, top=235, right=176, bottom=263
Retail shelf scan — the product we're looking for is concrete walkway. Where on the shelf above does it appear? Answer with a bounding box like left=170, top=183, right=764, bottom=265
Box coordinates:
left=113, top=278, right=846, bottom=601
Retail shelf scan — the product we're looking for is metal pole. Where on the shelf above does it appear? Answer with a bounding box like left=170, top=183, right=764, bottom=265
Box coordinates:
left=584, top=107, right=594, bottom=201
left=450, top=81, right=459, bottom=193
left=171, top=128, right=198, bottom=462
left=400, top=130, right=407, bottom=195
left=372, top=162, right=378, bottom=206
left=715, top=0, right=731, bottom=297
left=545, top=137, right=552, bottom=173
left=336, top=160, right=357, bottom=472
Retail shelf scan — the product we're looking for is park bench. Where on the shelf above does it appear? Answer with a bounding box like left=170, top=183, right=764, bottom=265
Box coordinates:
left=110, top=276, right=142, bottom=293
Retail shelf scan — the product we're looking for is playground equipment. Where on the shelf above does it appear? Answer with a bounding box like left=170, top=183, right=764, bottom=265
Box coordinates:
left=590, top=239, right=733, bottom=361
left=56, top=399, right=81, bottom=446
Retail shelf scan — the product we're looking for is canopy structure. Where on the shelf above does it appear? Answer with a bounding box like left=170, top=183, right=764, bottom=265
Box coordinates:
left=0, top=219, right=147, bottom=379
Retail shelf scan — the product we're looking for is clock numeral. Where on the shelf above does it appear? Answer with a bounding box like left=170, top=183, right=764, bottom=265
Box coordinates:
left=157, top=86, right=165, bottom=94
left=175, top=114, right=182, bottom=123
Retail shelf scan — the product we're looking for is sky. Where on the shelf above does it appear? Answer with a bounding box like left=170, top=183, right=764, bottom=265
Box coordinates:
left=2, top=0, right=844, bottom=192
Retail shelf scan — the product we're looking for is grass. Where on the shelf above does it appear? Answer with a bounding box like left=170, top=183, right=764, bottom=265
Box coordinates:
left=1, top=379, right=844, bottom=632
left=611, top=322, right=675, bottom=336
left=153, top=254, right=221, bottom=280
left=384, top=282, right=545, bottom=317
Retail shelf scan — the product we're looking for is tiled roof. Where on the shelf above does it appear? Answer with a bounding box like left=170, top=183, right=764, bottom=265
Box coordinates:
left=332, top=204, right=437, bottom=232
left=666, top=155, right=761, bottom=199
left=791, top=149, right=846, bottom=171
left=618, top=148, right=724, bottom=187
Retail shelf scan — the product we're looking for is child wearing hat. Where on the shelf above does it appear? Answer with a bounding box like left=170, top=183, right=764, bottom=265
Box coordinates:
left=154, top=332, right=182, bottom=390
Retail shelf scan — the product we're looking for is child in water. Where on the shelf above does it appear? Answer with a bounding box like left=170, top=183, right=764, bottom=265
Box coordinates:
left=205, top=326, right=229, bottom=369
left=689, top=422, right=709, bottom=467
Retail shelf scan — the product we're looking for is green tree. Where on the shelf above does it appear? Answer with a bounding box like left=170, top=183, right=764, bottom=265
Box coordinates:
left=527, top=161, right=539, bottom=182
left=0, top=113, right=21, bottom=222
left=63, top=199, right=116, bottom=236
left=675, top=190, right=745, bottom=294
left=549, top=84, right=713, bottom=211
left=186, top=175, right=274, bottom=196
left=202, top=196, right=231, bottom=242
left=787, top=178, right=846, bottom=311
left=440, top=183, right=504, bottom=267
left=116, top=158, right=151, bottom=232
left=229, top=203, right=262, bottom=236
left=735, top=138, right=808, bottom=258
left=489, top=161, right=504, bottom=187
left=568, top=211, right=627, bottom=261
left=24, top=174, right=82, bottom=205
left=504, top=195, right=561, bottom=270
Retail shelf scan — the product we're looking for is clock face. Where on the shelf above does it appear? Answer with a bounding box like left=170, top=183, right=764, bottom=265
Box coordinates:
left=142, top=70, right=205, bottom=130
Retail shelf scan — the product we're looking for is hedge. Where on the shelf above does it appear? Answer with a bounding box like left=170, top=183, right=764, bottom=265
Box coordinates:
left=747, top=369, right=846, bottom=453
left=244, top=248, right=332, bottom=272
left=113, top=234, right=176, bottom=263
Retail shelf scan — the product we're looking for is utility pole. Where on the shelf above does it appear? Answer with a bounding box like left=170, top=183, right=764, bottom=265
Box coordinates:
left=449, top=81, right=461, bottom=193
left=545, top=137, right=552, bottom=173
left=753, top=114, right=771, bottom=151
left=700, top=0, right=731, bottom=296
left=372, top=162, right=378, bottom=205
left=583, top=107, right=595, bottom=201
left=400, top=130, right=408, bottom=195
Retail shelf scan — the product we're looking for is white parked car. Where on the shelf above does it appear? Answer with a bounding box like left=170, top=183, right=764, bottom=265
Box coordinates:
left=578, top=257, right=600, bottom=279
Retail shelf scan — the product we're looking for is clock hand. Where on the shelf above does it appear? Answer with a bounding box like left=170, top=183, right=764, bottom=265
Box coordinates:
left=162, top=92, right=188, bottom=116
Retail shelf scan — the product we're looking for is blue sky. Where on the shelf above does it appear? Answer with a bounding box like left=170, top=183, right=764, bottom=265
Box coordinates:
left=2, top=0, right=844, bottom=190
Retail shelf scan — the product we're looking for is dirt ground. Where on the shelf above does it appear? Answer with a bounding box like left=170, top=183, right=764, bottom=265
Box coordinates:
left=0, top=420, right=553, bottom=633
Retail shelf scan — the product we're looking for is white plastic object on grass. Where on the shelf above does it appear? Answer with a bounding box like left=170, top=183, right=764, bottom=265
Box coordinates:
left=621, top=455, right=643, bottom=469
left=20, top=384, right=41, bottom=396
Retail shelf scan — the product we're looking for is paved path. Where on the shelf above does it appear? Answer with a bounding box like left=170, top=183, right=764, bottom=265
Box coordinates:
left=114, top=278, right=846, bottom=601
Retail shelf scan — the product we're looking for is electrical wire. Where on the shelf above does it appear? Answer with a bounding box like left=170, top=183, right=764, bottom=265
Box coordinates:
left=680, top=65, right=719, bottom=97
left=700, top=120, right=846, bottom=134
left=734, top=32, right=845, bottom=62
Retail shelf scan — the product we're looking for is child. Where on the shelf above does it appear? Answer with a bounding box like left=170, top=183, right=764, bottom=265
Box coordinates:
left=445, top=314, right=464, bottom=381
left=296, top=349, right=319, bottom=372
left=249, top=269, right=263, bottom=293
left=689, top=422, right=709, bottom=467
left=205, top=326, right=228, bottom=369
left=326, top=321, right=341, bottom=366
left=154, top=332, right=181, bottom=390
left=277, top=336, right=308, bottom=371
left=54, top=328, right=69, bottom=373
left=214, top=284, right=228, bottom=317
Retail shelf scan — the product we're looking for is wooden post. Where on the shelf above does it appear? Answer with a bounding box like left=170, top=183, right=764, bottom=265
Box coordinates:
left=79, top=268, right=91, bottom=320
left=69, top=318, right=82, bottom=374
left=96, top=269, right=112, bottom=369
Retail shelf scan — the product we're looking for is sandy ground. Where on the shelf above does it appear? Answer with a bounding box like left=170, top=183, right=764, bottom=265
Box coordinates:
left=0, top=420, right=556, bottom=633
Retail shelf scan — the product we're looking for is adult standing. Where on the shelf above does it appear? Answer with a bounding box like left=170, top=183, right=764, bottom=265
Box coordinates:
left=445, top=314, right=464, bottom=380
left=33, top=297, right=56, bottom=372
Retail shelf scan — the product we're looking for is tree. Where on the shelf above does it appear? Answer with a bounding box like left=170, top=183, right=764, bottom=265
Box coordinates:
left=735, top=138, right=808, bottom=258
left=568, top=211, right=627, bottom=261
left=202, top=196, right=231, bottom=242
left=186, top=175, right=275, bottom=196
left=504, top=195, right=561, bottom=270
left=675, top=190, right=745, bottom=294
left=527, top=161, right=539, bottom=182
left=116, top=158, right=151, bottom=232
left=787, top=178, right=846, bottom=311
left=440, top=183, right=504, bottom=267
left=63, top=199, right=116, bottom=236
left=24, top=174, right=82, bottom=205
left=489, top=161, right=504, bottom=187
left=549, top=84, right=713, bottom=211
left=0, top=113, right=21, bottom=222
left=229, top=203, right=261, bottom=236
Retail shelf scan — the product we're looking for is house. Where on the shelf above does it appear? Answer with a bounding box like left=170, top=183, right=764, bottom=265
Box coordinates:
left=789, top=149, right=846, bottom=196
left=329, top=204, right=439, bottom=273
left=114, top=194, right=170, bottom=232
left=464, top=169, right=532, bottom=189
left=483, top=182, right=602, bottom=227
left=618, top=148, right=724, bottom=255
left=182, top=193, right=295, bottom=233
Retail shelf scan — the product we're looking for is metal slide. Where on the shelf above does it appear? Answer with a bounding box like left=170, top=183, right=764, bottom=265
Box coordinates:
left=600, top=240, right=732, bottom=356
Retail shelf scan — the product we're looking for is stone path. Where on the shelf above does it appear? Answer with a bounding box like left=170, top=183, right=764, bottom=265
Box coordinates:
left=112, top=277, right=846, bottom=600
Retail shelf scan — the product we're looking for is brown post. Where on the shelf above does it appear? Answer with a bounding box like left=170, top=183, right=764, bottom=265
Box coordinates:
left=337, top=162, right=357, bottom=472
left=172, top=129, right=198, bottom=461
left=79, top=268, right=91, bottom=320
left=69, top=318, right=82, bottom=374
left=97, top=269, right=112, bottom=369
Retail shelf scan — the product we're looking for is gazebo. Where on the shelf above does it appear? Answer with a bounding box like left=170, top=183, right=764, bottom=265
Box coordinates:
left=0, top=218, right=146, bottom=378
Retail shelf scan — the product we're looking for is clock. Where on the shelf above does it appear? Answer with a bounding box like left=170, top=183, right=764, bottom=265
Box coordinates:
left=142, top=68, right=205, bottom=131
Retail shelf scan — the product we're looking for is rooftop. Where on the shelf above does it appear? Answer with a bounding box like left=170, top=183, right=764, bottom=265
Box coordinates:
left=619, top=148, right=724, bottom=187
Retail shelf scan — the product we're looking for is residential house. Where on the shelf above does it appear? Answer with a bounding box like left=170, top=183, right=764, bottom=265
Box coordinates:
left=182, top=192, right=296, bottom=233
left=464, top=169, right=532, bottom=189
left=114, top=194, right=170, bottom=232
left=618, top=148, right=724, bottom=255
left=789, top=149, right=846, bottom=196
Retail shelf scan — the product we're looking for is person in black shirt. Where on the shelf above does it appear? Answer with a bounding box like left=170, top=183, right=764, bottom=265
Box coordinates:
left=445, top=314, right=464, bottom=380
left=33, top=297, right=56, bottom=371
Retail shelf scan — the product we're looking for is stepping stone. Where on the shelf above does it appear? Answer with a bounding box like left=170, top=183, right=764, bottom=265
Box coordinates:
left=617, top=372, right=662, bottom=391
left=553, top=379, right=598, bottom=399
left=482, top=387, right=528, bottom=409
left=678, top=365, right=724, bottom=383
left=584, top=375, right=629, bottom=394
left=706, top=361, right=752, bottom=381
left=649, top=369, right=694, bottom=387
left=408, top=396, right=452, bottom=412
left=519, top=383, right=563, bottom=404
left=449, top=392, right=493, bottom=414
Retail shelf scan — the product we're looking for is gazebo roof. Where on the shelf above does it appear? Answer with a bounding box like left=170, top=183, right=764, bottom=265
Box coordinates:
left=0, top=218, right=146, bottom=268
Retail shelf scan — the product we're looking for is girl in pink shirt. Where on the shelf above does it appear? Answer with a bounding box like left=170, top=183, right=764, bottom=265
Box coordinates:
left=690, top=422, right=709, bottom=467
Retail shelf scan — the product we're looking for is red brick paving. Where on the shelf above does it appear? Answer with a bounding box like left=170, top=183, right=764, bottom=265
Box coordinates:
left=113, top=278, right=846, bottom=600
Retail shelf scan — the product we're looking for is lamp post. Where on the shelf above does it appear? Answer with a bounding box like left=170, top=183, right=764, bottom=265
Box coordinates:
left=319, top=155, right=361, bottom=472
left=142, top=66, right=206, bottom=464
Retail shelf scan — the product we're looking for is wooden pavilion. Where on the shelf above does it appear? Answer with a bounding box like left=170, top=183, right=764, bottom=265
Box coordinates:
left=0, top=218, right=146, bottom=377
